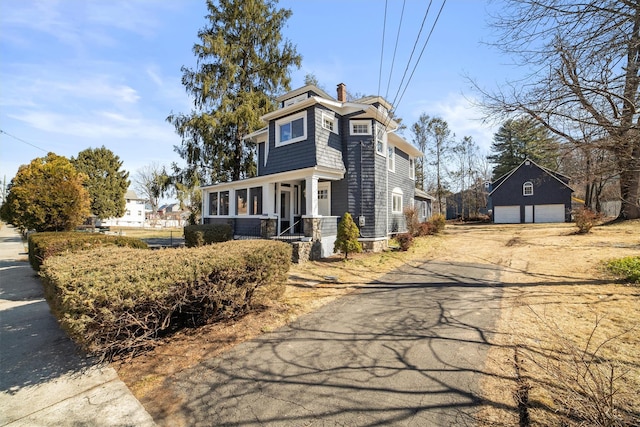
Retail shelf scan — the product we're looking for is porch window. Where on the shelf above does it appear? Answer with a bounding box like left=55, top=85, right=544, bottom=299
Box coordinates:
left=219, top=191, right=229, bottom=215
left=392, top=188, right=403, bottom=214
left=209, top=192, right=218, bottom=215
left=236, top=189, right=248, bottom=215
left=523, top=181, right=533, bottom=196
left=350, top=119, right=371, bottom=135
left=249, top=187, right=262, bottom=215
left=276, top=111, right=306, bottom=146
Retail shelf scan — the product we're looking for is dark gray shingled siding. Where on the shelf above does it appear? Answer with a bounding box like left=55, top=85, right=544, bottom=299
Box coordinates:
left=261, top=107, right=317, bottom=175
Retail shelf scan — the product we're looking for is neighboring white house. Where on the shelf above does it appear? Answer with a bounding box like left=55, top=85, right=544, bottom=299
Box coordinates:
left=100, top=190, right=146, bottom=227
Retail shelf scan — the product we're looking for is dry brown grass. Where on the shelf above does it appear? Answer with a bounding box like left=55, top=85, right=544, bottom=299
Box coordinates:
left=114, top=220, right=640, bottom=425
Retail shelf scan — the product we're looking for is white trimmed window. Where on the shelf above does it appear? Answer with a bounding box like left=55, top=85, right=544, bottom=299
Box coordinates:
left=523, top=181, right=533, bottom=196
left=392, top=188, right=403, bottom=214
left=350, top=119, right=371, bottom=135
left=375, top=123, right=386, bottom=156
left=409, top=157, right=415, bottom=179
left=387, top=145, right=395, bottom=172
left=276, top=111, right=307, bottom=146
left=321, top=111, right=337, bottom=133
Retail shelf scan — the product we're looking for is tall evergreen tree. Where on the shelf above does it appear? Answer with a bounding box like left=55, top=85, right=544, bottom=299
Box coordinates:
left=168, top=0, right=301, bottom=184
left=488, top=117, right=559, bottom=180
left=72, top=146, right=130, bottom=220
left=0, top=153, right=90, bottom=232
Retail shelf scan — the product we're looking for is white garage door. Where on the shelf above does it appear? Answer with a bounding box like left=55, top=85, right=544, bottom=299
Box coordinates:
left=494, top=206, right=520, bottom=223
left=534, top=204, right=565, bottom=223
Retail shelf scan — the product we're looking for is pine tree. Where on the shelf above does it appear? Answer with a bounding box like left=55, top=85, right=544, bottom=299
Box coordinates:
left=0, top=153, right=90, bottom=232
left=72, top=146, right=130, bottom=220
left=488, top=117, right=560, bottom=180
left=334, top=212, right=362, bottom=260
left=168, top=0, right=301, bottom=184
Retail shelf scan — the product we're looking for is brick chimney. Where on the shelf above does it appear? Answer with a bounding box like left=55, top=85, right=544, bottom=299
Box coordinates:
left=337, top=83, right=347, bottom=102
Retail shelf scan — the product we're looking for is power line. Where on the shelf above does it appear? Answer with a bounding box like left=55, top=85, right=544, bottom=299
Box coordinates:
left=387, top=0, right=435, bottom=114
left=395, top=0, right=447, bottom=112
left=0, top=129, right=48, bottom=153
left=384, top=0, right=407, bottom=101
left=377, top=0, right=388, bottom=97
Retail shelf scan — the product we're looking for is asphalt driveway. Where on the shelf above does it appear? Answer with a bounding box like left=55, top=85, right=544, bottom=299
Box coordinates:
left=158, top=259, right=504, bottom=426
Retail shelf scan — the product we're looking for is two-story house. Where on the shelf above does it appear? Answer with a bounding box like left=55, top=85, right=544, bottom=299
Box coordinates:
left=200, top=83, right=429, bottom=259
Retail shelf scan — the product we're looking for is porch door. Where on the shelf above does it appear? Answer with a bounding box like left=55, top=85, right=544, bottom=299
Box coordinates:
left=318, top=182, right=331, bottom=216
left=280, top=188, right=292, bottom=234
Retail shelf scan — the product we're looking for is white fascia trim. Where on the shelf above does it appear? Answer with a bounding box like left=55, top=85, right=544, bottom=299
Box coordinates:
left=244, top=127, right=268, bottom=142
left=388, top=132, right=423, bottom=158
left=199, top=166, right=345, bottom=192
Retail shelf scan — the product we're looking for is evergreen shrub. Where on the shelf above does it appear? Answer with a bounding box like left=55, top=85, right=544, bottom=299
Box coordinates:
left=39, top=240, right=291, bottom=359
left=184, top=223, right=233, bottom=247
left=28, top=231, right=148, bottom=271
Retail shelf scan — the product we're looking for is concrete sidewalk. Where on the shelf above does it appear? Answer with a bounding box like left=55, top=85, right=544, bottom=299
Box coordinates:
left=0, top=225, right=156, bottom=427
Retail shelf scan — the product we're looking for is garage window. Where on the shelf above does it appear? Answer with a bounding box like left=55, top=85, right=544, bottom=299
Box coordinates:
left=523, top=181, right=533, bottom=196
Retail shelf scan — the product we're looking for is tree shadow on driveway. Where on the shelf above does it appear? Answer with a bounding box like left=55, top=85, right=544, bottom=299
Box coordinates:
left=148, top=260, right=520, bottom=426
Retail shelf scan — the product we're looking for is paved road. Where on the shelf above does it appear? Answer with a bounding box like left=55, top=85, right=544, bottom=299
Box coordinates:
left=158, top=259, right=504, bottom=426
left=0, top=225, right=156, bottom=427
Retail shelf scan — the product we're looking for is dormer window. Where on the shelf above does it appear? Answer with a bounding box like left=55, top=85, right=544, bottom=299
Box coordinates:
left=276, top=111, right=307, bottom=146
left=350, top=119, right=371, bottom=135
left=283, top=93, right=308, bottom=108
left=523, top=181, right=533, bottom=196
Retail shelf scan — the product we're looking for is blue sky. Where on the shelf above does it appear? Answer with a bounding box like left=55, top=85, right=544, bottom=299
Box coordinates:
left=0, top=0, right=516, bottom=189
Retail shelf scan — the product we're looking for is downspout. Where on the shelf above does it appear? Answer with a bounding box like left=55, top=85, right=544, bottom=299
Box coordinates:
left=386, top=136, right=389, bottom=237
left=201, top=189, right=205, bottom=225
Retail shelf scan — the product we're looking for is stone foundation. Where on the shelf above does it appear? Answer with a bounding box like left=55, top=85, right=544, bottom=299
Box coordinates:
left=291, top=241, right=314, bottom=264
left=360, top=238, right=389, bottom=253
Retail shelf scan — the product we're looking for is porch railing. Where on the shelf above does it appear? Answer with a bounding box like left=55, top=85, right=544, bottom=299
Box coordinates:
left=274, top=219, right=305, bottom=242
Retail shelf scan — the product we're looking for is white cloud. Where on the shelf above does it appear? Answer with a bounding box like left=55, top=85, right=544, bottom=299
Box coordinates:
left=409, top=93, right=497, bottom=154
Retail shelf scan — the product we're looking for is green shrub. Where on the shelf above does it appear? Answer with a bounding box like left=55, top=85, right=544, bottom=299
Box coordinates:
left=28, top=231, right=148, bottom=271
left=395, top=233, right=414, bottom=251
left=606, top=256, right=640, bottom=284
left=39, top=240, right=291, bottom=359
left=429, top=214, right=446, bottom=233
left=184, top=223, right=233, bottom=247
left=334, top=212, right=362, bottom=259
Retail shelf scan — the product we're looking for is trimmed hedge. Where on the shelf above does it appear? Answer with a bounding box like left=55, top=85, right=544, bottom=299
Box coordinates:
left=184, top=223, right=233, bottom=247
left=39, top=240, right=291, bottom=359
left=28, top=231, right=148, bottom=271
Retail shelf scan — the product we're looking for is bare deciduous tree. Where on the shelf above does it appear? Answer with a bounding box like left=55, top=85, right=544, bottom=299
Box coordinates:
left=478, top=0, right=640, bottom=219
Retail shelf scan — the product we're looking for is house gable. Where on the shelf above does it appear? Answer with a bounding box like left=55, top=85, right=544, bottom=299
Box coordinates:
left=489, top=159, right=573, bottom=222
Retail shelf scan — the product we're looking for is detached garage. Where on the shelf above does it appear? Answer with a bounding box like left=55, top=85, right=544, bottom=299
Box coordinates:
left=489, top=159, right=573, bottom=224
